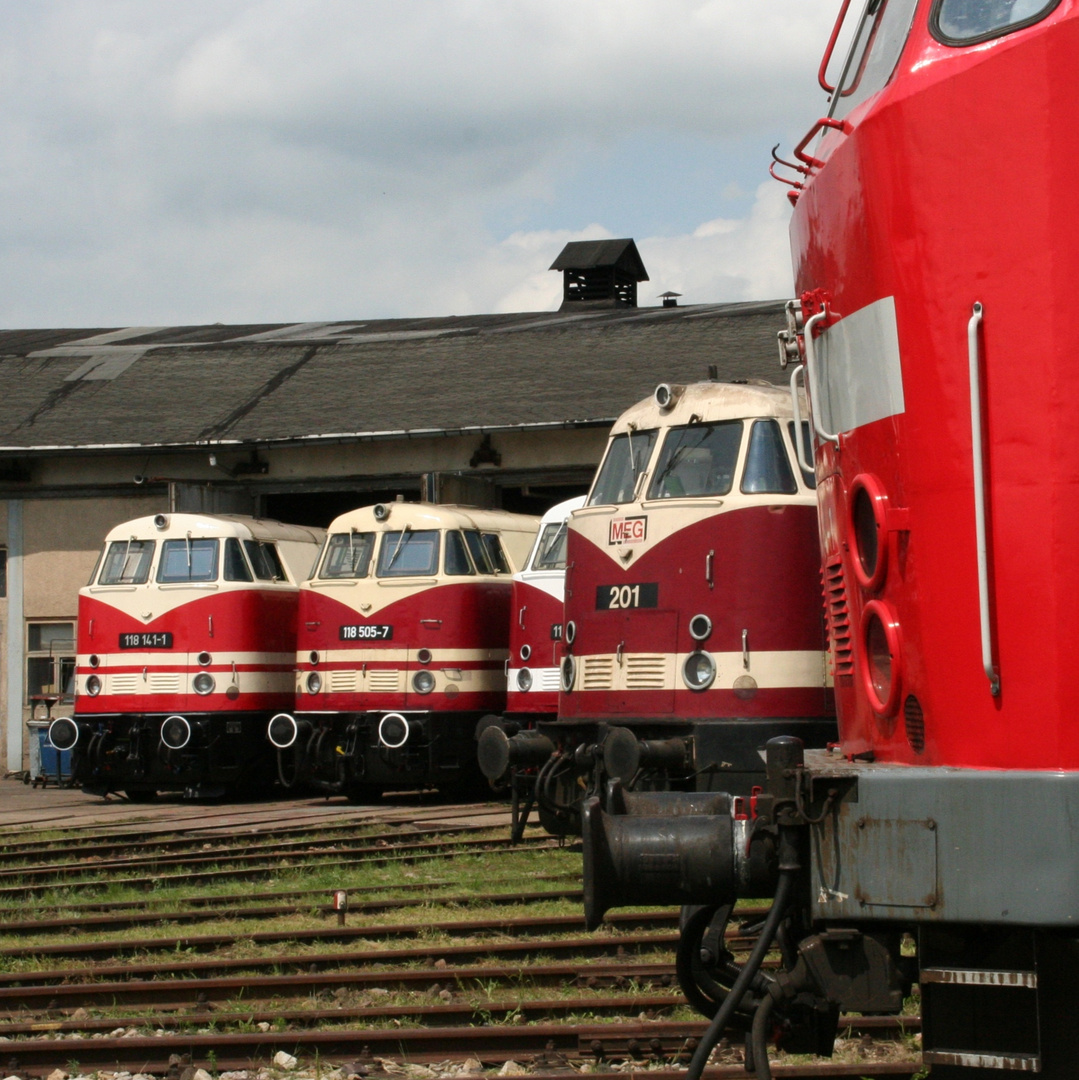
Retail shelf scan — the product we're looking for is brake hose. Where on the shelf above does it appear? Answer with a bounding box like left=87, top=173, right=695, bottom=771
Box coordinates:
left=684, top=868, right=794, bottom=1080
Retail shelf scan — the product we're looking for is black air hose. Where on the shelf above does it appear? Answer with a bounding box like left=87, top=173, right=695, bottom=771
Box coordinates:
left=749, top=991, right=778, bottom=1079
left=684, top=868, right=794, bottom=1080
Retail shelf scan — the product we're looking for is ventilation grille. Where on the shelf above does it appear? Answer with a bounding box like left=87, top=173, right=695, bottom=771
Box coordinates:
left=823, top=555, right=854, bottom=676
left=329, top=670, right=358, bottom=693
left=904, top=695, right=925, bottom=754
left=108, top=673, right=139, bottom=695
left=581, top=656, right=614, bottom=691
left=367, top=669, right=401, bottom=693
left=625, top=654, right=668, bottom=689
left=149, top=673, right=182, bottom=694
left=537, top=668, right=562, bottom=693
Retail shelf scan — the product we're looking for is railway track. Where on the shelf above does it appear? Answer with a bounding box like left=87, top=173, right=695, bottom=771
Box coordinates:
left=0, top=792, right=922, bottom=1079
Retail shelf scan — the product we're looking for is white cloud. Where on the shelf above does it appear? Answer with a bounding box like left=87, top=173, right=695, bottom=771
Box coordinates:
left=0, top=1, right=838, bottom=326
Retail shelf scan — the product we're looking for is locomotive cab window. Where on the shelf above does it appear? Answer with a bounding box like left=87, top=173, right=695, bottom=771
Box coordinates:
left=376, top=529, right=439, bottom=577
left=533, top=521, right=569, bottom=571
left=463, top=530, right=493, bottom=574
left=157, top=538, right=219, bottom=583
left=742, top=420, right=798, bottom=495
left=245, top=539, right=286, bottom=581
left=444, top=531, right=475, bottom=575
left=319, top=532, right=374, bottom=579
left=98, top=539, right=155, bottom=585
left=588, top=428, right=658, bottom=505
left=223, top=538, right=252, bottom=582
left=829, top=0, right=920, bottom=121
left=932, top=0, right=1059, bottom=43
left=481, top=533, right=510, bottom=574
left=647, top=420, right=743, bottom=499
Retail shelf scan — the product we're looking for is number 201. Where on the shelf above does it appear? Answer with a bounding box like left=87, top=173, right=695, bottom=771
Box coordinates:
left=608, top=585, right=641, bottom=609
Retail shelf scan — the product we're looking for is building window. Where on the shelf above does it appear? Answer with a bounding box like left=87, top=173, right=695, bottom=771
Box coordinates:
left=27, top=622, right=75, bottom=705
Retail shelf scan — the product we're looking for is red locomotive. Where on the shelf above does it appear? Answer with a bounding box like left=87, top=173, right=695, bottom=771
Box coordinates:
left=47, top=513, right=324, bottom=799
left=581, top=2, right=1079, bottom=1076
left=481, top=380, right=835, bottom=834
left=268, top=501, right=538, bottom=800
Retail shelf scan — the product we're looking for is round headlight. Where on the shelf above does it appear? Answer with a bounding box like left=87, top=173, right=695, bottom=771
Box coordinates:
left=309, top=650, right=319, bottom=666
left=48, top=717, right=79, bottom=751
left=682, top=651, right=716, bottom=691
left=161, top=715, right=191, bottom=750
left=688, top=614, right=712, bottom=642
left=519, top=643, right=531, bottom=662
left=268, top=713, right=299, bottom=749
left=412, top=669, right=435, bottom=695
left=417, top=648, right=432, bottom=665
left=564, top=620, right=577, bottom=645
left=85, top=674, right=102, bottom=697
left=88, top=654, right=100, bottom=669
left=560, top=655, right=576, bottom=692
left=197, top=652, right=212, bottom=667
left=861, top=600, right=902, bottom=717
left=193, top=672, right=216, bottom=696
left=516, top=667, right=533, bottom=692
left=306, top=671, right=322, bottom=694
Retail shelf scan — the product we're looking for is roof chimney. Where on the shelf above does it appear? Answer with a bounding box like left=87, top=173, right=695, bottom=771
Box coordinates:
left=549, top=239, right=649, bottom=311
left=659, top=291, right=681, bottom=308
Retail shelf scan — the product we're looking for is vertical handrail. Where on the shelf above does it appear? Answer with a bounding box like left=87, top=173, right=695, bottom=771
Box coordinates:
left=968, top=302, right=1000, bottom=696
left=789, top=364, right=814, bottom=474
left=802, top=310, right=841, bottom=447
left=818, top=0, right=854, bottom=91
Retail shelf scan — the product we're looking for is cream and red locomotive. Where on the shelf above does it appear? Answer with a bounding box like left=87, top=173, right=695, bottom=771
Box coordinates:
left=583, top=2, right=1079, bottom=1076
left=48, top=513, right=324, bottom=799
left=482, top=380, right=836, bottom=834
left=268, top=501, right=538, bottom=799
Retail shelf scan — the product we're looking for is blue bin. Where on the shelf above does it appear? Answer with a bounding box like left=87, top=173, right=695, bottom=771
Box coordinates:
left=27, top=719, right=71, bottom=786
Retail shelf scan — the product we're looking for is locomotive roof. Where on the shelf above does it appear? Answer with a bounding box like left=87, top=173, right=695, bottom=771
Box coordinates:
left=103, top=513, right=325, bottom=545
left=0, top=301, right=787, bottom=453
left=325, top=502, right=539, bottom=535
left=609, top=380, right=798, bottom=435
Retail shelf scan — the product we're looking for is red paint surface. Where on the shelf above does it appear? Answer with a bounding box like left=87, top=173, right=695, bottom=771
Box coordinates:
left=791, top=1, right=1079, bottom=766
left=506, top=578, right=564, bottom=716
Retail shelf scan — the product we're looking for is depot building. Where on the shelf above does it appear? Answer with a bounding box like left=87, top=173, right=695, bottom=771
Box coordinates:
left=0, top=240, right=787, bottom=774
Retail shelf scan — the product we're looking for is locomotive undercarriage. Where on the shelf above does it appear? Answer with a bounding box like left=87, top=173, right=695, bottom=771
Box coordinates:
left=280, top=711, right=486, bottom=800
left=57, top=712, right=274, bottom=799
left=582, top=738, right=1079, bottom=1078
left=478, top=716, right=837, bottom=838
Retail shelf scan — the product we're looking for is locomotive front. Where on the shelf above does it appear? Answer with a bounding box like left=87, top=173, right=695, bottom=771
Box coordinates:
left=48, top=513, right=323, bottom=799
left=580, top=2, right=1079, bottom=1076
left=270, top=501, right=538, bottom=800
left=484, top=380, right=835, bottom=835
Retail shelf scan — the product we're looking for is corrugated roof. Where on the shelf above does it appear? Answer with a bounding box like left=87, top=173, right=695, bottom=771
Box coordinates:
left=0, top=300, right=787, bottom=452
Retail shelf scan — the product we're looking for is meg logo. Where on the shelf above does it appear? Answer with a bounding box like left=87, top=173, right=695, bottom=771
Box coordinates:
left=609, top=515, right=647, bottom=545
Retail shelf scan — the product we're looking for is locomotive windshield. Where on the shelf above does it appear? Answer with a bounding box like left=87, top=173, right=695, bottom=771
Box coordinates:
left=157, top=538, right=219, bottom=583
left=741, top=420, right=798, bottom=494
left=533, top=521, right=570, bottom=571
left=320, top=532, right=375, bottom=578
left=647, top=420, right=742, bottom=499
left=98, top=539, right=155, bottom=585
left=828, top=0, right=919, bottom=121
left=932, top=0, right=1059, bottom=42
left=588, top=428, right=658, bottom=505
left=376, top=529, right=439, bottom=577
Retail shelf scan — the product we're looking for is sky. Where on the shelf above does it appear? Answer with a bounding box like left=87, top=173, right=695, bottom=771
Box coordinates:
left=0, top=1, right=845, bottom=327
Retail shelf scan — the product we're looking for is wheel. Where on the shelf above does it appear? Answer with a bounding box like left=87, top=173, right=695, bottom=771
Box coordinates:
left=676, top=904, right=756, bottom=1027
left=123, top=789, right=158, bottom=803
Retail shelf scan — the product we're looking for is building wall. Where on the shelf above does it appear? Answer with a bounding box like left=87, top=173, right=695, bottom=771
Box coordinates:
left=4, top=494, right=163, bottom=774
